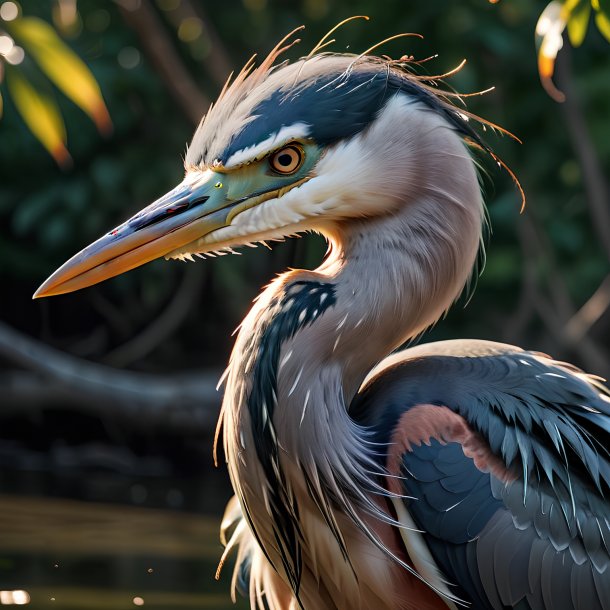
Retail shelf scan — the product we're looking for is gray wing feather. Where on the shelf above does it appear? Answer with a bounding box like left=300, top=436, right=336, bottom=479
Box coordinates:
left=479, top=480, right=610, bottom=609
left=352, top=339, right=610, bottom=609
left=594, top=565, right=610, bottom=605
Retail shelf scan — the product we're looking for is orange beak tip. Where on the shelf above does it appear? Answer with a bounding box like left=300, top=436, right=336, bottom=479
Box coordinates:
left=32, top=282, right=54, bottom=300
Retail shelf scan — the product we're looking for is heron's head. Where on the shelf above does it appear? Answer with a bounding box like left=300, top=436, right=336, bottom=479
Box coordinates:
left=35, top=28, right=506, bottom=298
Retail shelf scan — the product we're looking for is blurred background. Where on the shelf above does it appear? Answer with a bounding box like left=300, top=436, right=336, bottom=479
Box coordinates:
left=0, top=0, right=608, bottom=608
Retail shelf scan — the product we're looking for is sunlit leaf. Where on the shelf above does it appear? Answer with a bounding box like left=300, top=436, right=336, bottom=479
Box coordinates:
left=595, top=8, right=610, bottom=40
left=566, top=0, right=590, bottom=46
left=562, top=0, right=583, bottom=14
left=597, top=0, right=610, bottom=18
left=7, top=16, right=111, bottom=134
left=535, top=1, right=566, bottom=101
left=5, top=66, right=72, bottom=167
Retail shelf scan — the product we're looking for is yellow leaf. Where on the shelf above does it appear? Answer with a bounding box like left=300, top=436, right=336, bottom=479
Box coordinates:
left=561, top=0, right=583, bottom=17
left=566, top=0, right=590, bottom=47
left=7, top=16, right=111, bottom=134
left=5, top=67, right=72, bottom=168
left=595, top=10, right=610, bottom=41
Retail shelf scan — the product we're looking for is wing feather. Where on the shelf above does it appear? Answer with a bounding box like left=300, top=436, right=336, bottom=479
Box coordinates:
left=351, top=339, right=610, bottom=609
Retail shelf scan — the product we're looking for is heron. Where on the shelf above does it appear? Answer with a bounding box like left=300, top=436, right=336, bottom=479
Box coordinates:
left=34, top=23, right=610, bottom=610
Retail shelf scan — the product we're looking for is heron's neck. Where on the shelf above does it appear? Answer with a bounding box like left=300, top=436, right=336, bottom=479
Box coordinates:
left=227, top=190, right=481, bottom=460
left=305, top=202, right=482, bottom=402
left=221, top=186, right=482, bottom=597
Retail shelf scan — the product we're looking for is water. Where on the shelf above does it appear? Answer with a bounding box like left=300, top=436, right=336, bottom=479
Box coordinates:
left=0, top=471, right=248, bottom=610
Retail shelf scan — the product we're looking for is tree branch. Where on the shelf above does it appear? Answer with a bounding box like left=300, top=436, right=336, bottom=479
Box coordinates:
left=518, top=215, right=610, bottom=376
left=556, top=46, right=610, bottom=262
left=118, top=0, right=210, bottom=125
left=565, top=274, right=610, bottom=342
left=159, top=0, right=234, bottom=89
left=0, top=321, right=221, bottom=432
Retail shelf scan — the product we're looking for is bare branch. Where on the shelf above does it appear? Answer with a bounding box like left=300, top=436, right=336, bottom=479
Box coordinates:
left=118, top=0, right=210, bottom=125
left=0, top=321, right=221, bottom=432
left=159, top=0, right=234, bottom=89
left=556, top=46, right=610, bottom=262
left=565, top=274, right=610, bottom=342
left=517, top=214, right=610, bottom=376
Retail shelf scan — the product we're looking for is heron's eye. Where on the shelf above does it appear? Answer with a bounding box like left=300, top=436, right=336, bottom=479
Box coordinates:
left=269, top=145, right=303, bottom=175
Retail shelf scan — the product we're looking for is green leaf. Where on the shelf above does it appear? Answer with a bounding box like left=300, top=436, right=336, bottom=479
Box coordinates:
left=4, top=66, right=72, bottom=167
left=566, top=0, right=590, bottom=46
left=595, top=7, right=610, bottom=39
left=7, top=16, right=112, bottom=134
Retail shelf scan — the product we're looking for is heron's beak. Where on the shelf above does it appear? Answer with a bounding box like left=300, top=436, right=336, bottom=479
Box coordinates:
left=34, top=170, right=235, bottom=298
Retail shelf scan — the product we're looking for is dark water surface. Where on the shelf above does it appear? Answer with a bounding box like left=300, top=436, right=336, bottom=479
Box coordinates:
left=0, top=469, right=247, bottom=610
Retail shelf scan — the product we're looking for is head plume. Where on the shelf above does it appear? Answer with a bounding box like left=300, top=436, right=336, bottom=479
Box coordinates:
left=185, top=19, right=523, bottom=209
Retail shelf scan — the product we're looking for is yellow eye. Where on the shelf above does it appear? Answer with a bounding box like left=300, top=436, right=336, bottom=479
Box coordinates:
left=269, top=145, right=304, bottom=175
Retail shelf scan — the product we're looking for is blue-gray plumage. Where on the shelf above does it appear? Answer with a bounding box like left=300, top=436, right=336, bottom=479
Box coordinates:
left=188, top=62, right=491, bottom=168
left=353, top=340, right=610, bottom=609
left=35, top=22, right=610, bottom=610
